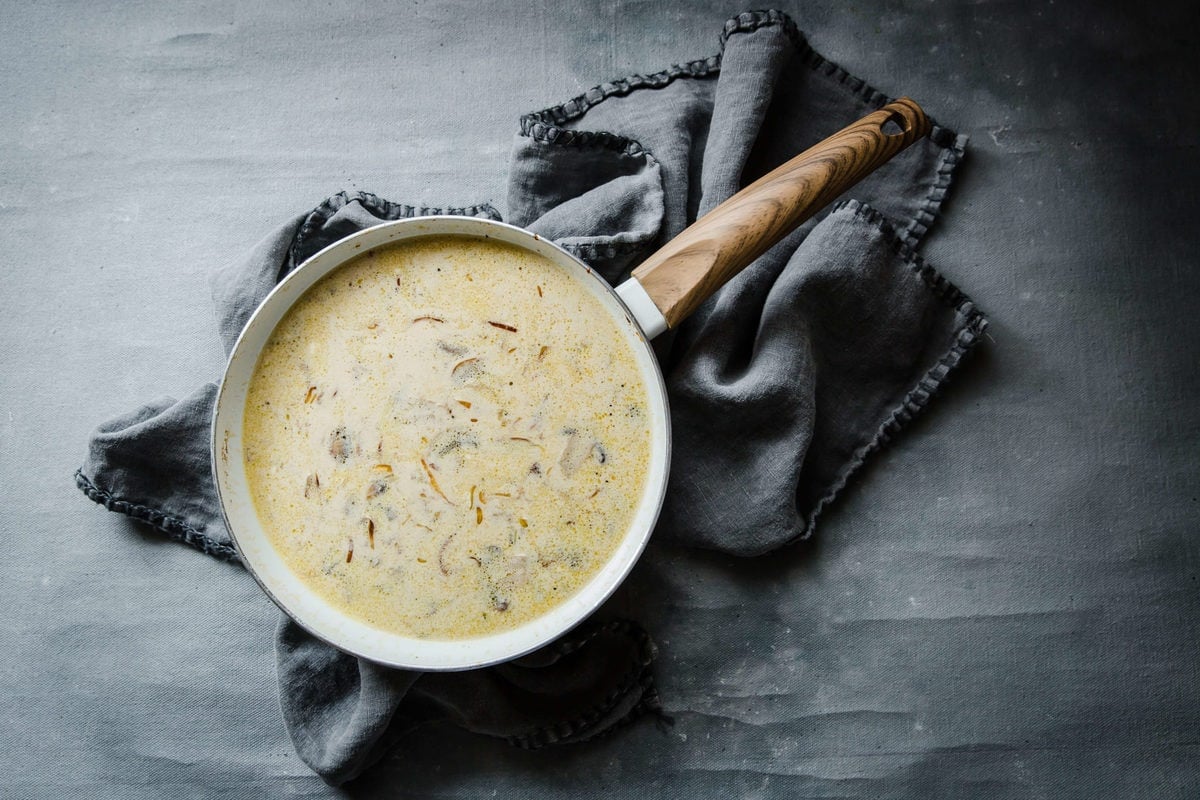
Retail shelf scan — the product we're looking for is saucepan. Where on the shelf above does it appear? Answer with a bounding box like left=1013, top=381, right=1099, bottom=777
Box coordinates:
left=212, top=98, right=931, bottom=670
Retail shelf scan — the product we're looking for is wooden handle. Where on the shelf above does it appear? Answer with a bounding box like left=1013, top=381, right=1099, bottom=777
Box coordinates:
left=630, top=97, right=931, bottom=329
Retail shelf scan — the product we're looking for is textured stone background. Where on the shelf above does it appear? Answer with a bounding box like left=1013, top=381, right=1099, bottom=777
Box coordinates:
left=3, top=2, right=1197, bottom=797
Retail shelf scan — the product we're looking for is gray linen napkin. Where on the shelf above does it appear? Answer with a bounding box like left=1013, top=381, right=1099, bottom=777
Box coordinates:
left=76, top=9, right=986, bottom=784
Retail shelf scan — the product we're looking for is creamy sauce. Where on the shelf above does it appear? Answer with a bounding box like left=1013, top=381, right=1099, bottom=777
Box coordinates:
left=243, top=236, right=652, bottom=639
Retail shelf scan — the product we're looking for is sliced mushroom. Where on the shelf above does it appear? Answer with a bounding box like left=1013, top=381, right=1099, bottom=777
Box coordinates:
left=557, top=428, right=596, bottom=477
left=328, top=427, right=352, bottom=463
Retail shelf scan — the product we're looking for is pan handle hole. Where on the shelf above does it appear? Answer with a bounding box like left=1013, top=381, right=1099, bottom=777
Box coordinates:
left=881, top=113, right=906, bottom=137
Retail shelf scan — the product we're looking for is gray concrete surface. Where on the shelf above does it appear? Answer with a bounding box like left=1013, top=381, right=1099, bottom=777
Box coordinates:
left=3, top=1, right=1197, bottom=796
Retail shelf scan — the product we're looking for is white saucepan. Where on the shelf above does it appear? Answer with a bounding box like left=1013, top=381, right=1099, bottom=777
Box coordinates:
left=212, top=98, right=930, bottom=670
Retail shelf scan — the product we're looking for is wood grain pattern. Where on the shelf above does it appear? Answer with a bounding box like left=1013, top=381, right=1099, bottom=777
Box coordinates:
left=631, top=97, right=931, bottom=328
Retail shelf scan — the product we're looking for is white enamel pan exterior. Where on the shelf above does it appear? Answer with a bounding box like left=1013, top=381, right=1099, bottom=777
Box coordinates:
left=212, top=217, right=672, bottom=671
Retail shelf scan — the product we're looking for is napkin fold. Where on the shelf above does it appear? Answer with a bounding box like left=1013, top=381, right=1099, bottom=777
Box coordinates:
left=77, top=9, right=986, bottom=784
